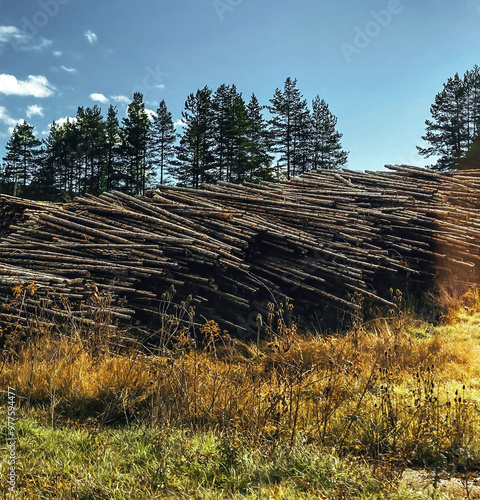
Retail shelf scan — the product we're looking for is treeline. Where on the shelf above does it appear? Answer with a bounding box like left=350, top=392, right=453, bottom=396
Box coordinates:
left=418, top=64, right=480, bottom=170
left=0, top=77, right=348, bottom=200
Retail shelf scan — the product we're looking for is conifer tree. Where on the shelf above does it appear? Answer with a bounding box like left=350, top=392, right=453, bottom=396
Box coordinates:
left=121, top=92, right=152, bottom=194
left=34, top=122, right=62, bottom=199
left=228, top=90, right=251, bottom=183
left=57, top=119, right=82, bottom=194
left=151, top=100, right=177, bottom=184
left=464, top=65, right=480, bottom=145
left=245, top=93, right=274, bottom=182
left=269, top=77, right=309, bottom=179
left=418, top=73, right=470, bottom=170
left=211, top=85, right=250, bottom=183
left=311, top=96, right=348, bottom=170
left=212, top=84, right=233, bottom=182
left=459, top=130, right=480, bottom=169
left=293, top=107, right=313, bottom=175
left=172, top=87, right=214, bottom=188
left=76, top=105, right=106, bottom=194
left=2, top=121, right=41, bottom=196
left=211, top=84, right=253, bottom=182
left=104, top=105, right=122, bottom=191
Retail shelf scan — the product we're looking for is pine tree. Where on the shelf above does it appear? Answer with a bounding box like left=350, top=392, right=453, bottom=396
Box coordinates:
left=121, top=93, right=152, bottom=194
left=39, top=119, right=75, bottom=195
left=33, top=122, right=64, bottom=200
left=76, top=105, right=106, bottom=194
left=172, top=87, right=214, bottom=188
left=228, top=90, right=250, bottom=183
left=464, top=65, right=480, bottom=145
left=211, top=85, right=251, bottom=183
left=2, top=121, right=41, bottom=196
left=311, top=96, right=348, bottom=170
left=0, top=163, right=6, bottom=193
left=269, top=77, right=310, bottom=179
left=418, top=73, right=470, bottom=170
left=60, top=119, right=83, bottom=194
left=1, top=131, right=21, bottom=195
left=293, top=106, right=313, bottom=175
left=459, top=128, right=480, bottom=169
left=33, top=126, right=59, bottom=200
left=245, top=94, right=274, bottom=182
left=151, top=100, right=176, bottom=185
left=211, top=84, right=232, bottom=182
left=104, top=105, right=122, bottom=192
left=38, top=113, right=111, bottom=198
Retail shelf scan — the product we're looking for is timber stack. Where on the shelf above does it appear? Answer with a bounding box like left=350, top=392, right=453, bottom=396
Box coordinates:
left=1, top=165, right=479, bottom=337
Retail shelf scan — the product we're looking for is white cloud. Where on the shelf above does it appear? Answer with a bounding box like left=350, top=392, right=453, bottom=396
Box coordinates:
left=54, top=116, right=77, bottom=127
left=61, top=65, right=77, bottom=73
left=0, top=106, right=18, bottom=127
left=90, top=93, right=108, bottom=103
left=0, top=74, right=54, bottom=98
left=84, top=30, right=98, bottom=44
left=53, top=50, right=62, bottom=57
left=173, top=119, right=186, bottom=128
left=111, top=95, right=130, bottom=105
left=145, top=109, right=157, bottom=121
left=0, top=25, right=52, bottom=52
left=0, top=25, right=27, bottom=45
left=26, top=105, right=44, bottom=118
left=28, top=38, right=53, bottom=51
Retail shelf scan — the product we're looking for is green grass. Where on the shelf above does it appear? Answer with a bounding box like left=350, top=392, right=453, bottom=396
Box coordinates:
left=1, top=413, right=440, bottom=499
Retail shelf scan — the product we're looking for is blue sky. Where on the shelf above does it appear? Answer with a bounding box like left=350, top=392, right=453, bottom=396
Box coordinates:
left=0, top=0, right=479, bottom=171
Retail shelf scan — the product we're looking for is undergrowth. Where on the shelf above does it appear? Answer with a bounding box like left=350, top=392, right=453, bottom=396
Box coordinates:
left=1, top=285, right=480, bottom=498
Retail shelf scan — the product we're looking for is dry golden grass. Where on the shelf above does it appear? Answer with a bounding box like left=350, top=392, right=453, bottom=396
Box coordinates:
left=1, top=286, right=480, bottom=471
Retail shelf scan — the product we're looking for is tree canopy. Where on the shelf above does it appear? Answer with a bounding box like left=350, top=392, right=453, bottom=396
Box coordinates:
left=418, top=65, right=480, bottom=170
left=1, top=79, right=349, bottom=200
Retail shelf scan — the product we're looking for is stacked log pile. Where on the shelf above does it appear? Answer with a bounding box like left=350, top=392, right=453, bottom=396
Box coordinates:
left=0, top=195, right=54, bottom=239
left=1, top=165, right=479, bottom=336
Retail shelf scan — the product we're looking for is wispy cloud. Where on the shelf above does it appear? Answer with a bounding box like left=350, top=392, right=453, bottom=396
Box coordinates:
left=53, top=50, right=62, bottom=57
left=0, top=25, right=53, bottom=52
left=0, top=74, right=55, bottom=98
left=26, top=105, right=44, bottom=118
left=111, top=95, right=130, bottom=105
left=173, top=119, right=186, bottom=128
left=61, top=65, right=77, bottom=73
left=90, top=93, right=108, bottom=103
left=84, top=30, right=98, bottom=44
left=27, top=38, right=53, bottom=51
left=0, top=106, right=19, bottom=127
left=0, top=25, right=27, bottom=45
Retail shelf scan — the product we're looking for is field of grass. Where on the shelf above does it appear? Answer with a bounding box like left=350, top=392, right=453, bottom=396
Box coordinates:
left=1, top=286, right=480, bottom=498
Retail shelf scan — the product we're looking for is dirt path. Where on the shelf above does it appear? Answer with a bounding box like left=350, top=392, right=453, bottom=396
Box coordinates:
left=402, top=469, right=480, bottom=498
